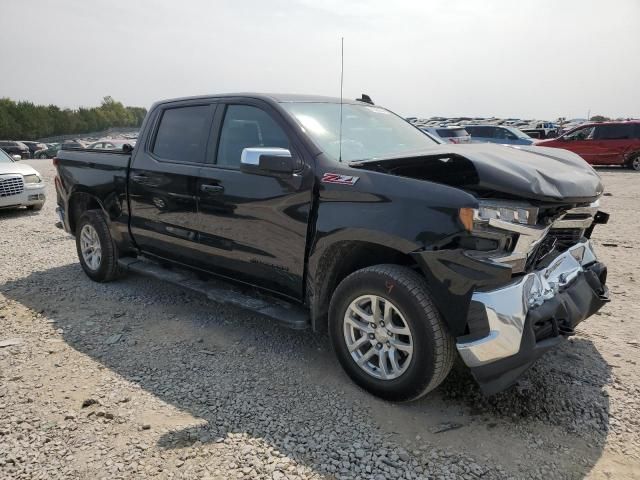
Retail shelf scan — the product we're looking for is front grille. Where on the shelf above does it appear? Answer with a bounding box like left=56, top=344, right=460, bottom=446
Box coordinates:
left=548, top=228, right=584, bottom=252
left=0, top=175, right=25, bottom=197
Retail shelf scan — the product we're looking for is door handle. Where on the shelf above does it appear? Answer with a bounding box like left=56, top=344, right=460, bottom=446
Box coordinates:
left=200, top=184, right=224, bottom=194
left=131, top=174, right=149, bottom=183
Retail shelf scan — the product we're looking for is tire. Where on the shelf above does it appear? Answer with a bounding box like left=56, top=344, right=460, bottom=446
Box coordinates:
left=329, top=264, right=456, bottom=402
left=628, top=154, right=640, bottom=171
left=75, top=210, right=121, bottom=282
left=37, top=152, right=47, bottom=159
left=27, top=203, right=44, bottom=211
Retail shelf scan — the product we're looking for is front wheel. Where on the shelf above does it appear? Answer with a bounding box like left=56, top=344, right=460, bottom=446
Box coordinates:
left=37, top=152, right=48, bottom=159
left=329, top=265, right=455, bottom=402
left=75, top=210, right=121, bottom=282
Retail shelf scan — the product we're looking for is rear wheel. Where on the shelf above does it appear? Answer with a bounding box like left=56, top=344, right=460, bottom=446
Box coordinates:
left=628, top=154, right=640, bottom=171
left=329, top=264, right=455, bottom=402
left=75, top=210, right=121, bottom=282
left=37, top=152, right=48, bottom=159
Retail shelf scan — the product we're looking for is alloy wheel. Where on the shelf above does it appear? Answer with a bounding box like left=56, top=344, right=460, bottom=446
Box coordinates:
left=343, top=294, right=414, bottom=380
left=80, top=224, right=102, bottom=271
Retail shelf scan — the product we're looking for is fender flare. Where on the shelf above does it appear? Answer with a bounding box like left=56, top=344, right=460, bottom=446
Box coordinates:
left=306, top=228, right=420, bottom=332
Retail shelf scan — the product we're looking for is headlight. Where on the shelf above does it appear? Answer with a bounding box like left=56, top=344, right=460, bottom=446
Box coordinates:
left=460, top=202, right=538, bottom=231
left=23, top=174, right=42, bottom=184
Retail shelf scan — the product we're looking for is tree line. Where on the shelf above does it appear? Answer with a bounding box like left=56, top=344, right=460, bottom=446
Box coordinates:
left=0, top=96, right=147, bottom=140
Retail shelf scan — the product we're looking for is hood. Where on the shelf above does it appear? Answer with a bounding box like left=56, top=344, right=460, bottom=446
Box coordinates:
left=0, top=161, right=41, bottom=177
left=350, top=143, right=603, bottom=203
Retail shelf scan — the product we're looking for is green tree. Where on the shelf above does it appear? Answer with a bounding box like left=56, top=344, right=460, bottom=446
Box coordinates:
left=0, top=97, right=147, bottom=140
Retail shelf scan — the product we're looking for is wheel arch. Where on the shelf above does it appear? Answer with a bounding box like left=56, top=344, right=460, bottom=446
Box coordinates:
left=306, top=233, right=422, bottom=333
left=67, top=191, right=107, bottom=235
left=67, top=191, right=133, bottom=252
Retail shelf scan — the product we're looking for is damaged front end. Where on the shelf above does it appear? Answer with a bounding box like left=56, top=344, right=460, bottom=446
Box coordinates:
left=414, top=201, right=610, bottom=395
left=457, top=239, right=609, bottom=394
left=353, top=144, right=610, bottom=394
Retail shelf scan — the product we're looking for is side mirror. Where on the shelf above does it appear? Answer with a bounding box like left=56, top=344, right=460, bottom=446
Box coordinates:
left=12, top=155, right=22, bottom=161
left=240, top=147, right=294, bottom=175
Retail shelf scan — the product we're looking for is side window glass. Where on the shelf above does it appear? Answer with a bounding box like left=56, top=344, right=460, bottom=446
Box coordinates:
left=595, top=124, right=633, bottom=140
left=566, top=126, right=594, bottom=141
left=152, top=105, right=211, bottom=163
left=483, top=127, right=496, bottom=138
left=216, top=105, right=290, bottom=168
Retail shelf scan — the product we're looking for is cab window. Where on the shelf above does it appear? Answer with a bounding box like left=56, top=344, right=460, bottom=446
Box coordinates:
left=152, top=105, right=212, bottom=163
left=216, top=105, right=290, bottom=168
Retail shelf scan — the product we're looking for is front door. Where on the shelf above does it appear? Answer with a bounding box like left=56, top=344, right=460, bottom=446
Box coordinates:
left=195, top=101, right=313, bottom=300
left=128, top=102, right=216, bottom=267
left=558, top=125, right=599, bottom=164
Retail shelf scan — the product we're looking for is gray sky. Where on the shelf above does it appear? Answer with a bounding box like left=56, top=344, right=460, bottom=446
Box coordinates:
left=2, top=0, right=639, bottom=119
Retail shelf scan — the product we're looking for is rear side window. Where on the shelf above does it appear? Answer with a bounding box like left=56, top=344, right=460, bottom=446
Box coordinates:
left=152, top=105, right=211, bottom=163
left=595, top=124, right=634, bottom=140
left=437, top=128, right=468, bottom=138
left=216, top=105, right=290, bottom=168
left=466, top=126, right=494, bottom=137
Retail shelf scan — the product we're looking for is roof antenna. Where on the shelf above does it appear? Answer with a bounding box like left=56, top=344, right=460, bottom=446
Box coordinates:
left=339, top=36, right=344, bottom=163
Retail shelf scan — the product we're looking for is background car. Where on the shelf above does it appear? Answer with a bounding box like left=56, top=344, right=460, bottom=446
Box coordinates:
left=61, top=140, right=87, bottom=149
left=20, top=141, right=48, bottom=159
left=464, top=125, right=535, bottom=145
left=0, top=140, right=30, bottom=159
left=42, top=143, right=60, bottom=158
left=419, top=126, right=471, bottom=144
left=536, top=121, right=640, bottom=170
left=0, top=147, right=46, bottom=210
left=86, top=139, right=136, bottom=150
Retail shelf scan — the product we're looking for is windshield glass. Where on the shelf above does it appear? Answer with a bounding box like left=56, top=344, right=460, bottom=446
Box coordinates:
left=281, top=102, right=438, bottom=162
left=0, top=149, right=15, bottom=163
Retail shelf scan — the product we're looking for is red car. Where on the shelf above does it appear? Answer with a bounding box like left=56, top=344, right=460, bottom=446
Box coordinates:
left=537, top=121, right=640, bottom=170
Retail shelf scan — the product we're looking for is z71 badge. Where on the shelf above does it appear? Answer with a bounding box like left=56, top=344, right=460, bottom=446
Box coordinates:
left=321, top=173, right=359, bottom=185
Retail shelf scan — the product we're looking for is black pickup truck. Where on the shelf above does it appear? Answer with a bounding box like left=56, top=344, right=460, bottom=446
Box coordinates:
left=54, top=93, right=610, bottom=401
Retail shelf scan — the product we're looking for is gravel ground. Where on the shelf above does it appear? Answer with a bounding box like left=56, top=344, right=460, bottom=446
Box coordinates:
left=1, top=160, right=639, bottom=479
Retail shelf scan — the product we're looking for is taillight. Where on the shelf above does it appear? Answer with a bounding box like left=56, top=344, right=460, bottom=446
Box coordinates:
left=52, top=157, right=59, bottom=167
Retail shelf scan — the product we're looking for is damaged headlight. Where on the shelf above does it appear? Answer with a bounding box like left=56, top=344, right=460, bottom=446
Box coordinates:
left=459, top=201, right=538, bottom=231
left=475, top=203, right=537, bottom=225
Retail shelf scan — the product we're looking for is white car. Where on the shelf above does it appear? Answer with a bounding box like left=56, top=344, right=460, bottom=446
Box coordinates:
left=0, top=149, right=46, bottom=211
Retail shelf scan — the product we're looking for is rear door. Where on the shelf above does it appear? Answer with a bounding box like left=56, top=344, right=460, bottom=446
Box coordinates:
left=592, top=124, right=635, bottom=164
left=195, top=99, right=314, bottom=299
left=128, top=101, right=216, bottom=266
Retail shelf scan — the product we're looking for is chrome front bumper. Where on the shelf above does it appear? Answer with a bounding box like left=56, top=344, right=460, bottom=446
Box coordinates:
left=456, top=240, right=600, bottom=368
left=0, top=183, right=46, bottom=209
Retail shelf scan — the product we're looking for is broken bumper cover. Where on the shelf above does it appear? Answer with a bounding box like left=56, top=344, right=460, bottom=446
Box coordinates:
left=456, top=240, right=609, bottom=395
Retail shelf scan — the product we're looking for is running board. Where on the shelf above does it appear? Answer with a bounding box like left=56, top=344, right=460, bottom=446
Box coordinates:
left=117, top=257, right=310, bottom=330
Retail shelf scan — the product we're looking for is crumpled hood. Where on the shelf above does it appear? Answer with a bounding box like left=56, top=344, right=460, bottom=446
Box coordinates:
left=350, top=143, right=603, bottom=203
left=0, top=161, right=41, bottom=177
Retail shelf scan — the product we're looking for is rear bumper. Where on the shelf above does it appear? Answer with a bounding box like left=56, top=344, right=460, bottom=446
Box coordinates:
left=456, top=240, right=609, bottom=394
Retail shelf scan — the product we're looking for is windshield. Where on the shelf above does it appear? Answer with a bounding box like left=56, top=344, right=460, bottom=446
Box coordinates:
left=0, top=149, right=15, bottom=163
left=281, top=102, right=438, bottom=162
